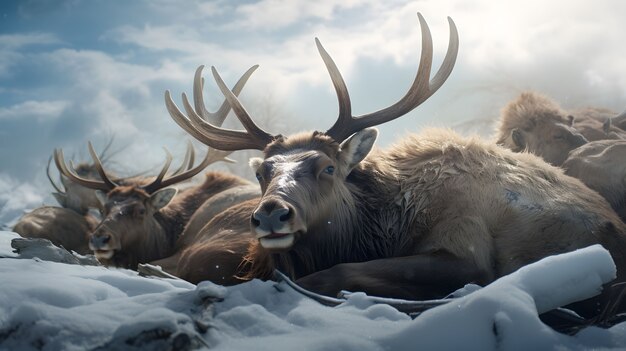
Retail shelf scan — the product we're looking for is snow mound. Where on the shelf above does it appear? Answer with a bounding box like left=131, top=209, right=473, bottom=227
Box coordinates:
left=1, top=230, right=625, bottom=350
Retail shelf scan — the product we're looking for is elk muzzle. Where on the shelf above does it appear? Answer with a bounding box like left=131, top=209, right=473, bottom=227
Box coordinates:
left=89, top=230, right=118, bottom=260
left=251, top=199, right=304, bottom=250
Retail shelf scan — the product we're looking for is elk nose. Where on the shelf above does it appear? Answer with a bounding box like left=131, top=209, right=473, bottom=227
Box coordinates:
left=251, top=206, right=293, bottom=233
left=90, top=234, right=111, bottom=249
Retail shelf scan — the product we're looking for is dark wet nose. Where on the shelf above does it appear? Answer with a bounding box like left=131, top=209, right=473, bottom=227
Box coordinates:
left=252, top=202, right=293, bottom=232
left=90, top=234, right=111, bottom=249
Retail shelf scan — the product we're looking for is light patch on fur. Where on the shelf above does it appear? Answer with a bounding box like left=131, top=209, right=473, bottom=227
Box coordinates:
left=249, top=157, right=263, bottom=170
left=275, top=161, right=301, bottom=190
left=94, top=250, right=114, bottom=260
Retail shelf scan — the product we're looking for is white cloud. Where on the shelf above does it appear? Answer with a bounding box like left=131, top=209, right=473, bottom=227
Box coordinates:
left=0, top=100, right=70, bottom=122
left=0, top=32, right=60, bottom=49
left=0, top=173, right=46, bottom=227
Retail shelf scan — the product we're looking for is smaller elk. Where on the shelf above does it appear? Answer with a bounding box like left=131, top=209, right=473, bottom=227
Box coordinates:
left=562, top=139, right=626, bottom=222
left=54, top=66, right=258, bottom=270
left=13, top=206, right=97, bottom=254
left=496, top=92, right=588, bottom=166
left=497, top=92, right=626, bottom=166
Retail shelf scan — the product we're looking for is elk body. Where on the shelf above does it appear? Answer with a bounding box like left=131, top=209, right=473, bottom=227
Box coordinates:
left=563, top=139, right=626, bottom=222
left=166, top=13, right=626, bottom=317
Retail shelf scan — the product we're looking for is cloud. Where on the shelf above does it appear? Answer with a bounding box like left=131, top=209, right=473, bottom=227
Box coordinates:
left=0, top=173, right=47, bottom=227
left=0, top=100, right=70, bottom=122
left=0, top=32, right=60, bottom=49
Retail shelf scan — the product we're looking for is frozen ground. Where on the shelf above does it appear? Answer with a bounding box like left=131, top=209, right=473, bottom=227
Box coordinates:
left=1, top=230, right=626, bottom=350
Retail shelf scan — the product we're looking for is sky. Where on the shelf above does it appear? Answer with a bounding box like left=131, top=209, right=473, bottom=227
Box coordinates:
left=1, top=0, right=626, bottom=222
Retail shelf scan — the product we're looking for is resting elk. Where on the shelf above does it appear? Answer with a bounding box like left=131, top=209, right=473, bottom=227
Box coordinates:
left=496, top=92, right=588, bottom=166
left=12, top=145, right=121, bottom=253
left=52, top=67, right=260, bottom=269
left=165, top=13, right=626, bottom=317
left=562, top=139, right=626, bottom=222
left=496, top=92, right=626, bottom=166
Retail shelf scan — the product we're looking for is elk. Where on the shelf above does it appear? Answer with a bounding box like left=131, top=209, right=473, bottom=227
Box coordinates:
left=496, top=92, right=626, bottom=166
left=496, top=92, right=589, bottom=166
left=53, top=66, right=260, bottom=269
left=165, top=13, right=626, bottom=317
left=569, top=107, right=626, bottom=141
left=562, top=139, right=626, bottom=222
left=12, top=206, right=98, bottom=255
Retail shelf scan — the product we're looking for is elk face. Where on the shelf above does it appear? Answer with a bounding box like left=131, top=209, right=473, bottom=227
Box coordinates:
left=89, top=187, right=176, bottom=260
left=248, top=130, right=377, bottom=250
left=510, top=120, right=588, bottom=166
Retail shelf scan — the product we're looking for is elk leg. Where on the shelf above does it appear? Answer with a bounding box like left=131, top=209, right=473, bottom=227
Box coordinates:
left=295, top=252, right=490, bottom=300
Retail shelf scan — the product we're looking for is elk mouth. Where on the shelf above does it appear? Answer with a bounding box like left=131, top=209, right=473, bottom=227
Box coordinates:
left=93, top=249, right=115, bottom=260
left=258, top=231, right=302, bottom=250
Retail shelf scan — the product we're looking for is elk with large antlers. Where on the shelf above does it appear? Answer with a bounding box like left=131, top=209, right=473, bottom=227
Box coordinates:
left=54, top=68, right=260, bottom=269
left=166, top=13, right=626, bottom=317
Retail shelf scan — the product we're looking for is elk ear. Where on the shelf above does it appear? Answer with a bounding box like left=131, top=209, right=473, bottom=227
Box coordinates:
left=567, top=115, right=575, bottom=126
left=149, top=188, right=177, bottom=211
left=249, top=157, right=263, bottom=171
left=95, top=190, right=108, bottom=207
left=52, top=192, right=67, bottom=207
left=339, top=128, right=378, bottom=173
left=511, top=128, right=525, bottom=149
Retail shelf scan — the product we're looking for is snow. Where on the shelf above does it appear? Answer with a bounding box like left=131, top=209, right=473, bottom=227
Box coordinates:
left=1, top=230, right=626, bottom=350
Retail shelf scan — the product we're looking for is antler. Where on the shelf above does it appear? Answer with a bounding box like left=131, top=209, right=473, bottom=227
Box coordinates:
left=54, top=141, right=119, bottom=192
left=141, top=145, right=233, bottom=194
left=324, top=13, right=459, bottom=142
left=46, top=155, right=65, bottom=193
left=165, top=13, right=458, bottom=150
left=166, top=65, right=275, bottom=151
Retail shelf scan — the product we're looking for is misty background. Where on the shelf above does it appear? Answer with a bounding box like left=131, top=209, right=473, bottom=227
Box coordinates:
left=1, top=0, right=625, bottom=225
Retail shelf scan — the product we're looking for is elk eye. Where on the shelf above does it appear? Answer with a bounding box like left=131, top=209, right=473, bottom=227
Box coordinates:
left=255, top=172, right=263, bottom=181
left=324, top=165, right=335, bottom=175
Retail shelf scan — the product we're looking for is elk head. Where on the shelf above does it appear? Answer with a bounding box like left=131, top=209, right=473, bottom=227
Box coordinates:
left=166, top=13, right=458, bottom=251
left=498, top=92, right=588, bottom=166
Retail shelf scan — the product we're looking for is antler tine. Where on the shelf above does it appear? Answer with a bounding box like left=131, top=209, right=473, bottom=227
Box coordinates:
left=209, top=66, right=275, bottom=147
left=142, top=148, right=174, bottom=194
left=193, top=65, right=259, bottom=126
left=171, top=140, right=194, bottom=176
left=53, top=148, right=113, bottom=191
left=144, top=147, right=234, bottom=191
left=165, top=65, right=273, bottom=151
left=46, top=155, right=65, bottom=193
left=87, top=141, right=119, bottom=189
left=325, top=13, right=459, bottom=142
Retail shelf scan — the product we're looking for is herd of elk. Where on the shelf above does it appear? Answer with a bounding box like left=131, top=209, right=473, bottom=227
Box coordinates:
left=9, top=13, right=626, bottom=320
left=496, top=91, right=626, bottom=166
left=164, top=13, right=626, bottom=317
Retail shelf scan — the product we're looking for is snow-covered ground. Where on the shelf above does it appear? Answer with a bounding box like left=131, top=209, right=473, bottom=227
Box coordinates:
left=1, top=230, right=626, bottom=350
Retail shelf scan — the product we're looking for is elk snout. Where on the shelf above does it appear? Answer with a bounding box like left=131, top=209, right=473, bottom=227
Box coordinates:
left=89, top=233, right=111, bottom=249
